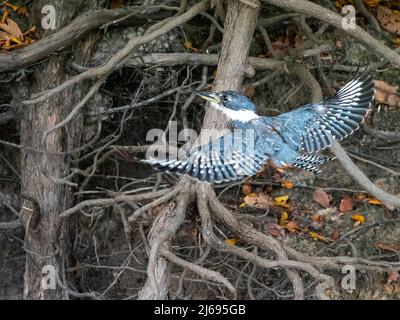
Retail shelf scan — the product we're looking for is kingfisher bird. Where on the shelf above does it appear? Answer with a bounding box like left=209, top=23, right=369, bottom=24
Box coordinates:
left=145, top=73, right=374, bottom=183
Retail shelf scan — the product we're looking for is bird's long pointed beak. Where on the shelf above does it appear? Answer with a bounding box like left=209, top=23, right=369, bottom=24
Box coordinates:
left=194, top=90, right=220, bottom=104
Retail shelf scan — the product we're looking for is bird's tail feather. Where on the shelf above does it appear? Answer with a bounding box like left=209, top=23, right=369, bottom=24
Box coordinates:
left=293, top=154, right=335, bottom=174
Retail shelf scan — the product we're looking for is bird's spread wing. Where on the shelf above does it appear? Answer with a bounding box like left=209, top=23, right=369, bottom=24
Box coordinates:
left=144, top=129, right=269, bottom=183
left=267, top=73, right=375, bottom=153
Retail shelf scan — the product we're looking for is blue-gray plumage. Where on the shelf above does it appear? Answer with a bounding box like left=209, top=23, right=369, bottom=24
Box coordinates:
left=145, top=73, right=375, bottom=183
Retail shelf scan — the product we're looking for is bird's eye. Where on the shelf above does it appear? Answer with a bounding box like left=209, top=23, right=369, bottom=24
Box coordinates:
left=221, top=94, right=228, bottom=102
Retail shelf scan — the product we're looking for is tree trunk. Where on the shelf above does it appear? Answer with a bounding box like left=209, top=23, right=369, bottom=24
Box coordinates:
left=21, top=0, right=99, bottom=299
left=199, top=0, right=260, bottom=142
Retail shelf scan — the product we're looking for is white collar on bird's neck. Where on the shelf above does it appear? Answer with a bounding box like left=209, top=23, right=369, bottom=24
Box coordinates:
left=211, top=102, right=259, bottom=122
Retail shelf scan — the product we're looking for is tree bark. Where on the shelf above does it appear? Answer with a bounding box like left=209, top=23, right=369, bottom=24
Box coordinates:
left=198, top=0, right=261, bottom=150
left=21, top=0, right=99, bottom=299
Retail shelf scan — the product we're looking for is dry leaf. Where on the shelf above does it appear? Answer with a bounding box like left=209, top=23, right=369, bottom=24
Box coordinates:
left=279, top=210, right=289, bottom=226
left=375, top=242, right=400, bottom=252
left=273, top=195, right=290, bottom=208
left=368, top=198, right=382, bottom=205
left=308, top=231, right=330, bottom=242
left=0, top=18, right=23, bottom=40
left=4, top=2, right=19, bottom=11
left=377, top=5, right=400, bottom=35
left=352, top=214, right=365, bottom=226
left=313, top=188, right=331, bottom=208
left=374, top=79, right=398, bottom=94
left=242, top=183, right=252, bottom=196
left=339, top=196, right=353, bottom=212
left=241, top=192, right=274, bottom=209
left=285, top=220, right=299, bottom=233
left=183, top=41, right=199, bottom=52
left=311, top=214, right=326, bottom=222
left=388, top=271, right=400, bottom=283
left=363, top=0, right=380, bottom=7
left=264, top=223, right=285, bottom=238
left=225, top=238, right=237, bottom=246
left=281, top=180, right=295, bottom=189
left=16, top=6, right=29, bottom=17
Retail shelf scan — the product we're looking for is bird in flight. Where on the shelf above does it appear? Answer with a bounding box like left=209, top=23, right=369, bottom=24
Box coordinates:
left=145, top=73, right=374, bottom=183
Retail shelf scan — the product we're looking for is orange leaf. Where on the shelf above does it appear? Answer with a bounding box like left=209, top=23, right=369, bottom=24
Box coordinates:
left=225, top=238, right=237, bottom=245
left=4, top=2, right=19, bottom=11
left=285, top=220, right=299, bottom=233
left=183, top=41, right=199, bottom=52
left=313, top=188, right=331, bottom=208
left=312, top=214, right=325, bottom=222
left=339, top=196, right=353, bottom=212
left=242, top=183, right=252, bottom=196
left=16, top=6, right=29, bottom=17
left=363, top=0, right=380, bottom=7
left=281, top=180, right=295, bottom=189
left=368, top=198, right=382, bottom=205
left=351, top=214, right=365, bottom=226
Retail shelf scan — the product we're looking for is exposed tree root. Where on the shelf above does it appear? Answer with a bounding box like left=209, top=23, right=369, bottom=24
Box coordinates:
left=120, top=178, right=399, bottom=300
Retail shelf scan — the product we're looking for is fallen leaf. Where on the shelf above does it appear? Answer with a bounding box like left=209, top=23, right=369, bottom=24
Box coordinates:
left=242, top=183, right=252, bottom=196
left=352, top=214, right=365, bottom=226
left=264, top=223, right=285, bottom=238
left=225, top=238, right=237, bottom=246
left=388, top=271, right=400, bottom=283
left=363, top=0, right=380, bottom=7
left=279, top=210, right=289, bottom=226
left=16, top=6, right=29, bottom=16
left=0, top=18, right=23, bottom=40
left=4, top=2, right=19, bottom=11
left=273, top=195, right=290, bottom=208
left=377, top=5, right=400, bottom=35
left=375, top=242, right=400, bottom=252
left=308, top=231, right=330, bottom=242
left=285, top=220, right=299, bottom=233
left=368, top=198, right=382, bottom=205
left=241, top=192, right=274, bottom=209
left=374, top=79, right=398, bottom=94
left=183, top=41, right=199, bottom=52
left=312, top=214, right=326, bottom=223
left=313, top=188, right=332, bottom=208
left=281, top=180, right=295, bottom=189
left=339, top=196, right=353, bottom=212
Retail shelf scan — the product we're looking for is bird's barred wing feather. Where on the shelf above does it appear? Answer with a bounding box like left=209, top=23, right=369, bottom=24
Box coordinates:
left=270, top=73, right=375, bottom=153
left=144, top=131, right=269, bottom=183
